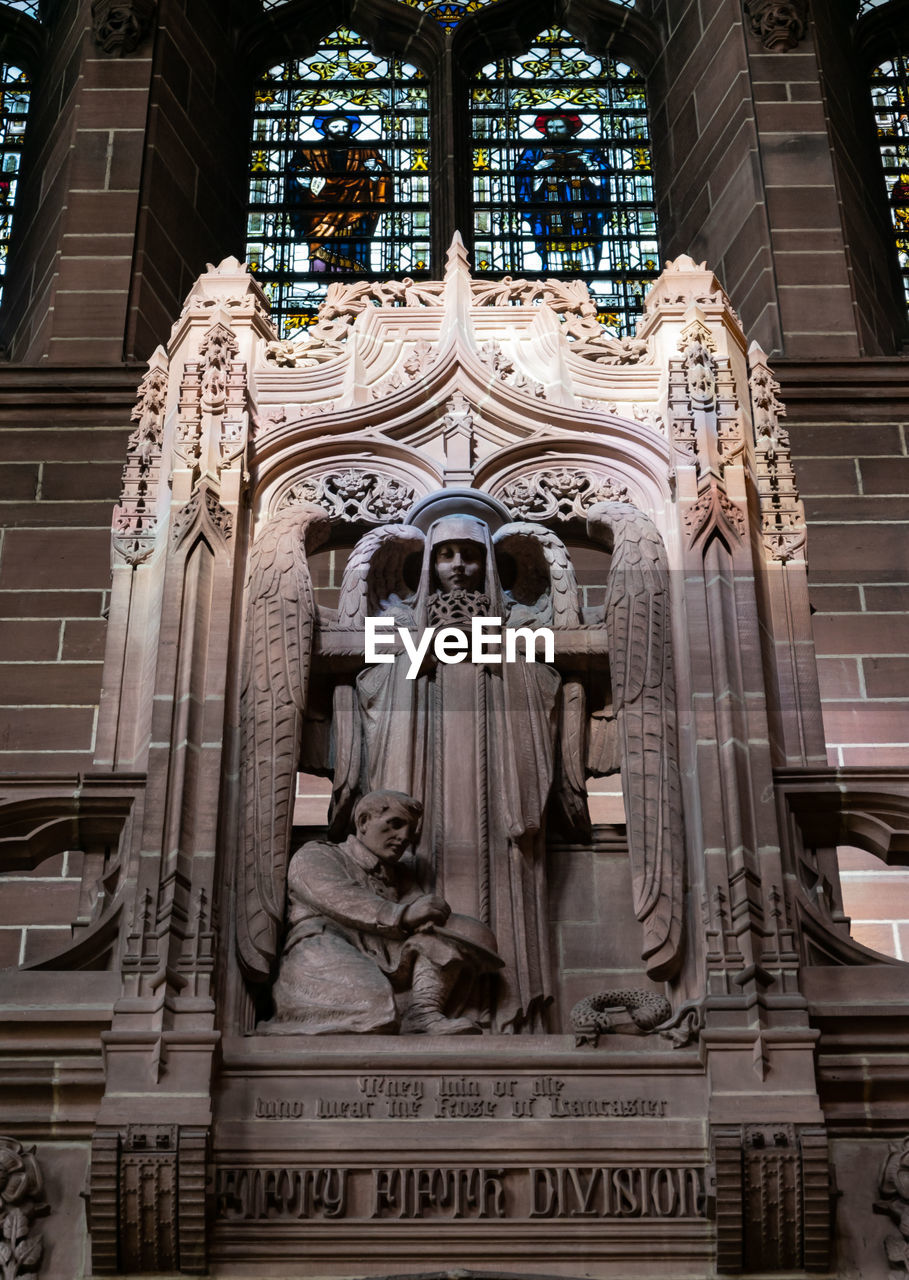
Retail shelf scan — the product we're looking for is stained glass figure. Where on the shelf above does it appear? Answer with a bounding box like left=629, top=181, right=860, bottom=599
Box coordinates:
left=471, top=28, right=659, bottom=336
left=0, top=63, right=29, bottom=308
left=246, top=28, right=430, bottom=335
left=871, top=56, right=909, bottom=310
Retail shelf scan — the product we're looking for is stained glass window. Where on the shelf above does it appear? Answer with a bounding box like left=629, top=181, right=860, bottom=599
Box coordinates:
left=0, top=63, right=29, bottom=308
left=259, top=0, right=637, bottom=25
left=246, top=27, right=430, bottom=335
left=471, top=28, right=659, bottom=337
left=857, top=0, right=889, bottom=14
left=871, top=56, right=909, bottom=310
left=0, top=0, right=40, bottom=17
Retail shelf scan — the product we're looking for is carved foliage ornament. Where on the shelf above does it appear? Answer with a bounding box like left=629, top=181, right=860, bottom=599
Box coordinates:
left=278, top=471, right=417, bottom=525
left=743, top=0, right=808, bottom=52
left=264, top=268, right=650, bottom=368
left=499, top=469, right=634, bottom=523
left=91, top=0, right=154, bottom=54
left=874, top=1135, right=909, bottom=1272
left=112, top=352, right=169, bottom=565
left=749, top=343, right=806, bottom=562
left=172, top=487, right=234, bottom=548
left=0, top=1138, right=47, bottom=1279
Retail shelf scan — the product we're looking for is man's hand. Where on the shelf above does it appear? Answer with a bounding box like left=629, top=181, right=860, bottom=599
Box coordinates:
left=402, top=894, right=451, bottom=930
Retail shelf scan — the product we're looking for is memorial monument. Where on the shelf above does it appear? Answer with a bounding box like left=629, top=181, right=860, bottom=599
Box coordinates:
left=0, top=240, right=906, bottom=1277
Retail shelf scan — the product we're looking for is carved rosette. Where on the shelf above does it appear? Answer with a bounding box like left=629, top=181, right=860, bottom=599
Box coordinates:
left=749, top=343, right=806, bottom=562
left=743, top=0, right=807, bottom=53
left=0, top=1137, right=47, bottom=1279
left=497, top=469, right=634, bottom=523
left=112, top=349, right=169, bottom=565
left=278, top=470, right=417, bottom=525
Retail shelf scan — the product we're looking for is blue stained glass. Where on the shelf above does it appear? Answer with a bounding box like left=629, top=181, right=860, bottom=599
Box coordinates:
left=872, top=56, right=909, bottom=311
left=246, top=27, right=430, bottom=336
left=858, top=0, right=890, bottom=13
left=471, top=28, right=660, bottom=337
left=0, top=0, right=40, bottom=18
left=0, top=63, right=29, bottom=308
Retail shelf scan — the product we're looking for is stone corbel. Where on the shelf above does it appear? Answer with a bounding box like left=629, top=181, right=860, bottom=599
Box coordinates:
left=91, top=0, right=155, bottom=55
left=743, top=0, right=808, bottom=53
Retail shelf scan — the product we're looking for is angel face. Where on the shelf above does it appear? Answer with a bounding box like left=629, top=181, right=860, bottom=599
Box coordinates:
left=432, top=540, right=486, bottom=594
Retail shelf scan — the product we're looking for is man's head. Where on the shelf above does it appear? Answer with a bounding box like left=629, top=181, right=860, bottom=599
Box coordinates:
left=432, top=539, right=485, bottom=593
left=535, top=112, right=582, bottom=141
left=324, top=115, right=354, bottom=140
left=353, top=790, right=422, bottom=862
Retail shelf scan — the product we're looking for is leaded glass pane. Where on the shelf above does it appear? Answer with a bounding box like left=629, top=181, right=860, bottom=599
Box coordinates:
left=0, top=63, right=29, bottom=308
left=260, top=0, right=637, bottom=25
left=872, top=56, right=909, bottom=311
left=246, top=27, right=430, bottom=335
left=471, top=28, right=659, bottom=337
left=857, top=0, right=889, bottom=14
left=0, top=0, right=40, bottom=17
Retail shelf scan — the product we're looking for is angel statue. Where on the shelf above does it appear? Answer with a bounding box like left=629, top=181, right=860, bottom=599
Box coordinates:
left=236, top=490, right=684, bottom=1036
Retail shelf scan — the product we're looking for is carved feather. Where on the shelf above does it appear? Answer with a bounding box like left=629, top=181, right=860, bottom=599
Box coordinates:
left=334, top=524, right=425, bottom=629
left=588, top=499, right=684, bottom=980
left=237, top=502, right=330, bottom=984
left=494, top=522, right=582, bottom=628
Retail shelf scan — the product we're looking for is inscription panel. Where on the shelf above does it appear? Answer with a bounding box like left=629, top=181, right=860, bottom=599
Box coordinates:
left=214, top=1163, right=707, bottom=1222
left=250, top=1072, right=673, bottom=1122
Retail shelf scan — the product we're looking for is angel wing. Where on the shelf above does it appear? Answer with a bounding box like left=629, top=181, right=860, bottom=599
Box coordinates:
left=588, top=499, right=684, bottom=981
left=493, top=522, right=583, bottom=628
left=334, top=523, right=424, bottom=629
left=236, top=502, right=330, bottom=984
left=493, top=523, right=588, bottom=836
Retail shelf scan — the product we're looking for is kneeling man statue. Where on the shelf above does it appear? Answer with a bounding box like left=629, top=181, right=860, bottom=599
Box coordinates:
left=267, top=790, right=503, bottom=1035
